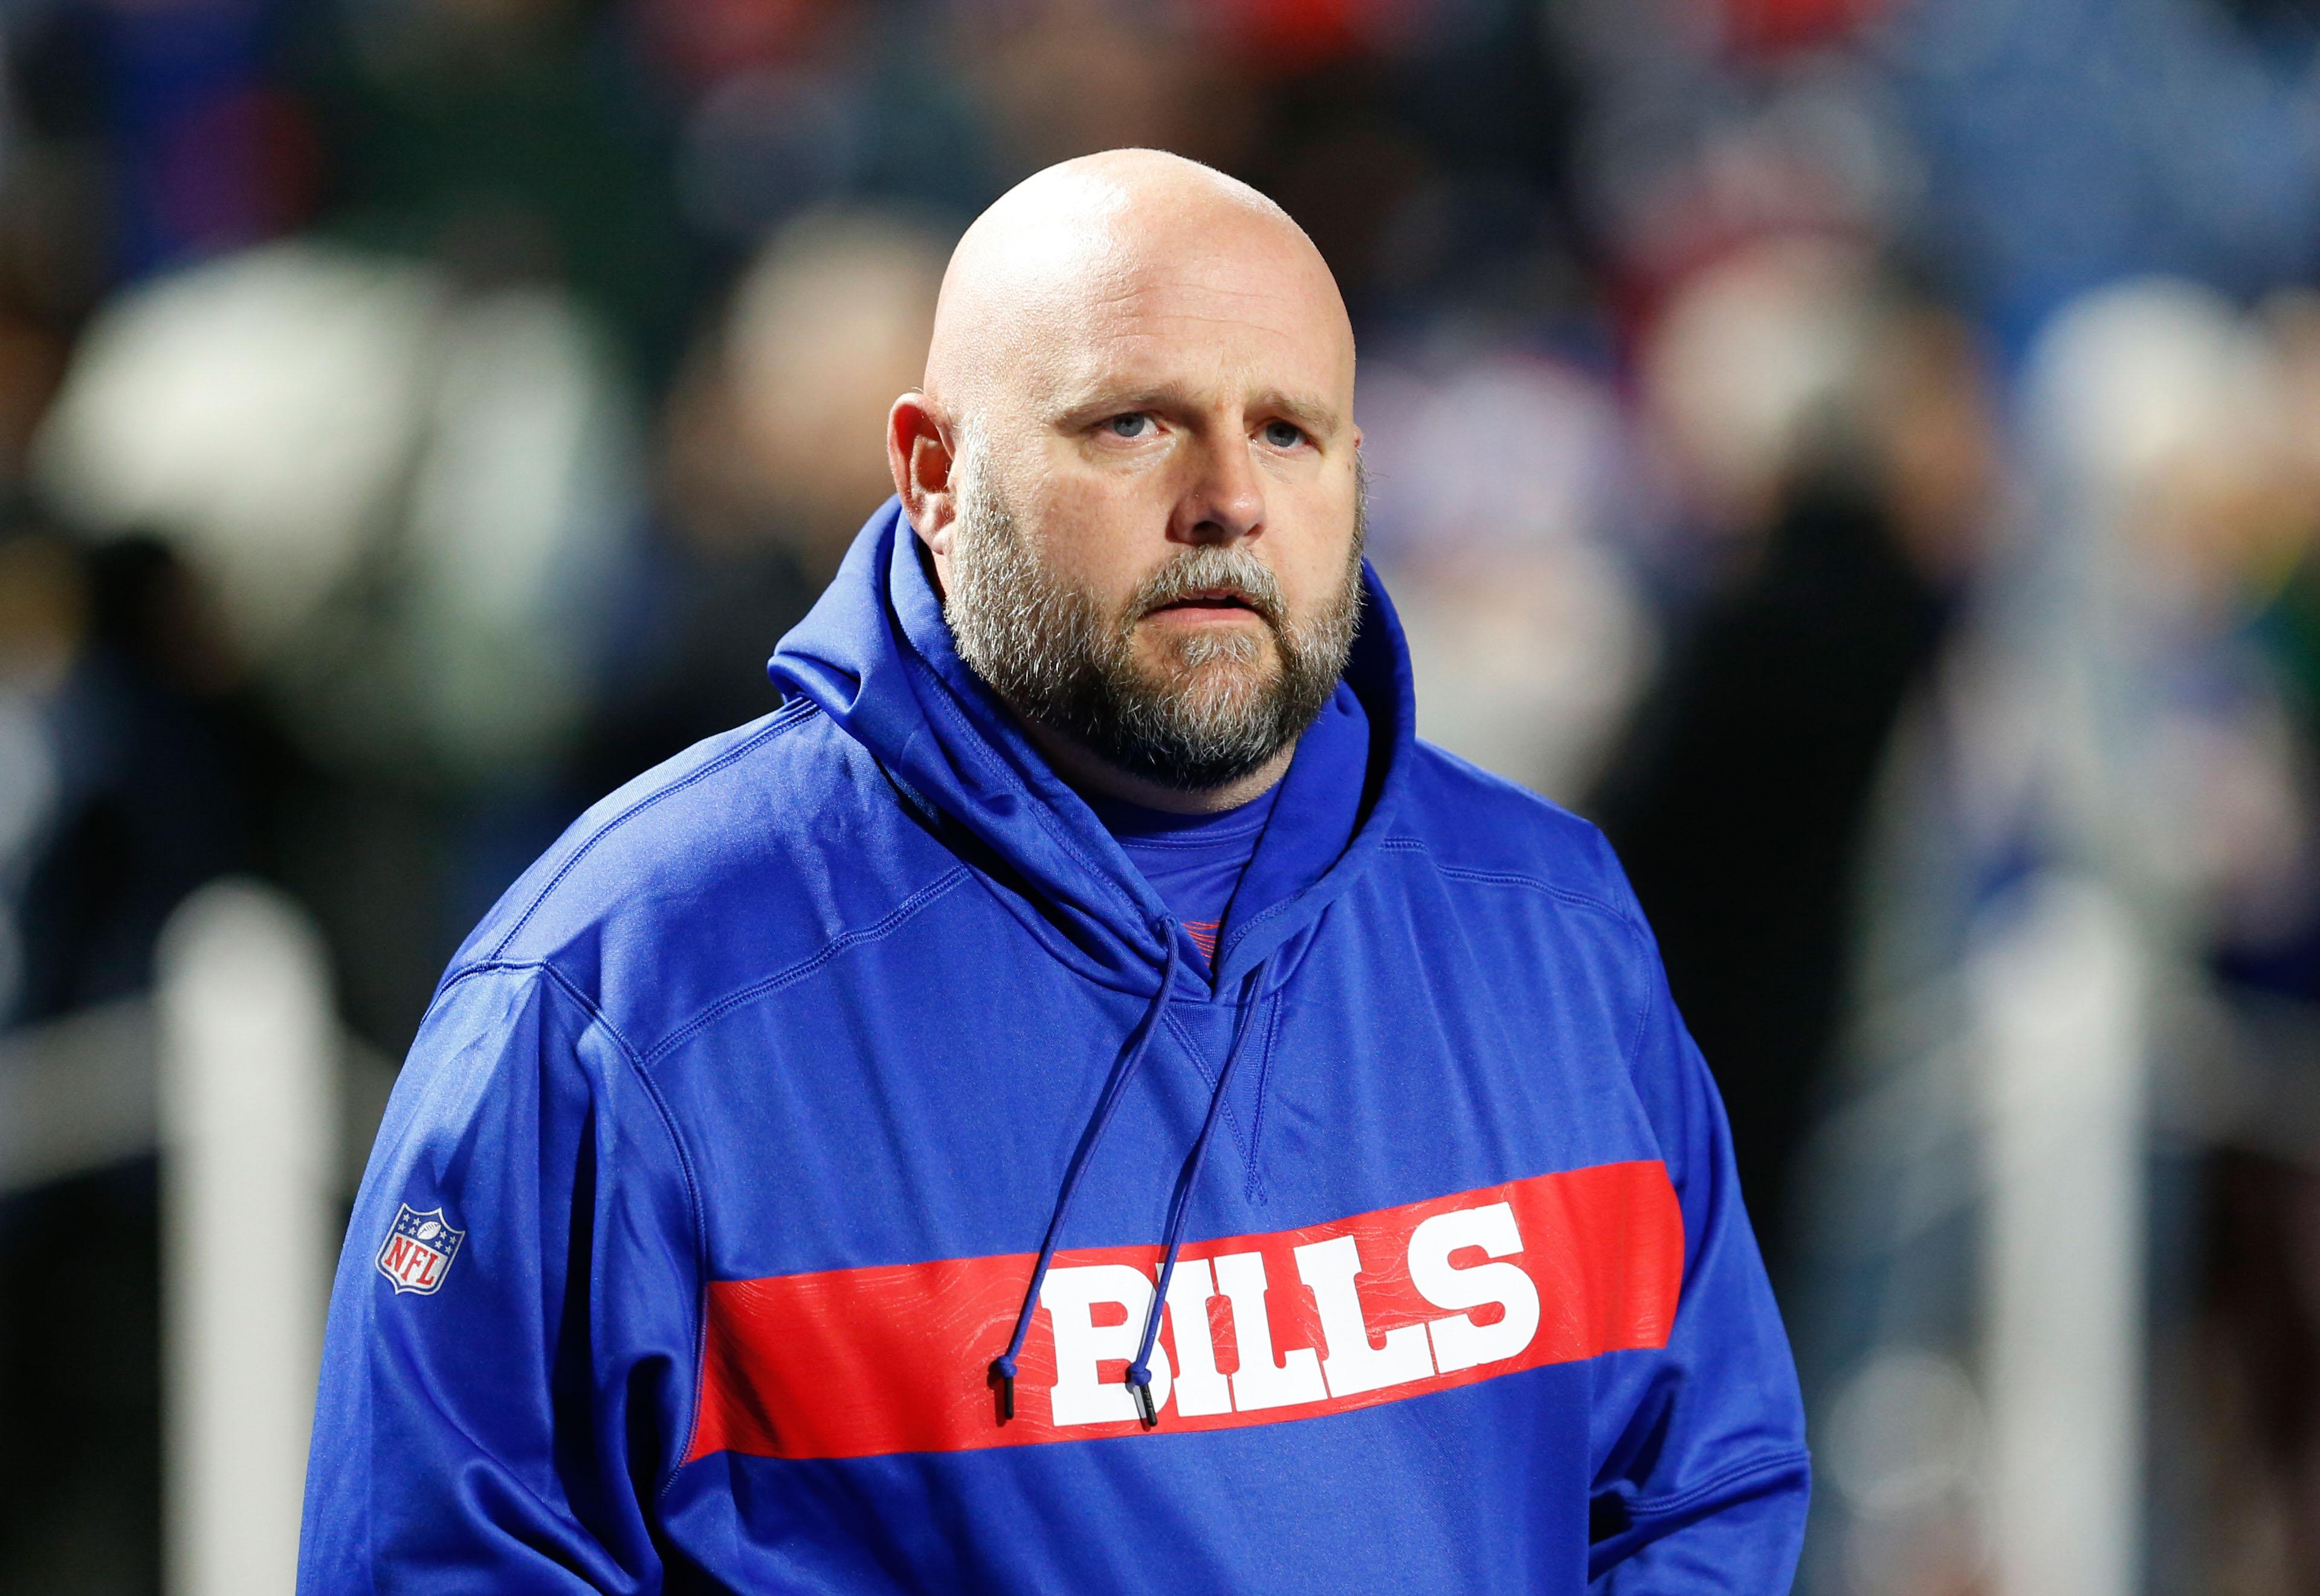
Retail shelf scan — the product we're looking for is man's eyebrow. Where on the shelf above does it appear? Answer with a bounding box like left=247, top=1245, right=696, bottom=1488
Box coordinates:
left=1049, top=383, right=1194, bottom=425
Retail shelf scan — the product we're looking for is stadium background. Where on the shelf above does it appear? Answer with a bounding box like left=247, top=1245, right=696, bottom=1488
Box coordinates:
left=4, top=0, right=2320, bottom=1589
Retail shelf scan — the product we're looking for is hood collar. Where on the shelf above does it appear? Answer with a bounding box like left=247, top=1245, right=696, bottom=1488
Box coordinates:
left=769, top=497, right=1416, bottom=995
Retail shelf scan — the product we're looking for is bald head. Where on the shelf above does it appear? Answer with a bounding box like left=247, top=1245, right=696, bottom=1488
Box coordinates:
left=888, top=149, right=1365, bottom=811
left=924, top=150, right=1352, bottom=427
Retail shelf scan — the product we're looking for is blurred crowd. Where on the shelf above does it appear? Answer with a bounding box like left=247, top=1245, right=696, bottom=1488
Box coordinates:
left=7, top=0, right=2320, bottom=1590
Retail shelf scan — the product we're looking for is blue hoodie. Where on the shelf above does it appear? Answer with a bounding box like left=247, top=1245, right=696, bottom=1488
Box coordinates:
left=301, top=499, right=1809, bottom=1594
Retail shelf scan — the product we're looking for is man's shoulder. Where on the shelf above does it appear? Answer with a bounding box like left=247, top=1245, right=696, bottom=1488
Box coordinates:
left=1389, top=739, right=1642, bottom=934
left=442, top=702, right=960, bottom=1040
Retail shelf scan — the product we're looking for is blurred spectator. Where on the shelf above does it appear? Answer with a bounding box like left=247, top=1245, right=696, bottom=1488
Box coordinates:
left=12, top=531, right=264, bottom=1026
left=1594, top=241, right=1998, bottom=1281
left=31, top=237, right=642, bottom=1038
left=1362, top=348, right=1659, bottom=803
left=955, top=0, right=1261, bottom=179
left=0, top=506, right=266, bottom=1596
left=581, top=204, right=950, bottom=789
left=1788, top=278, right=2320, bottom=1596
left=297, top=0, right=693, bottom=378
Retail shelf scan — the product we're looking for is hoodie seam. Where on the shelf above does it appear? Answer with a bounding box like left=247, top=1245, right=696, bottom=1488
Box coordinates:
left=1380, top=836, right=1637, bottom=929
left=1621, top=1447, right=1812, bottom=1520
left=534, top=964, right=716, bottom=1497
left=1111, top=823, right=1272, bottom=852
left=1380, top=835, right=1658, bottom=1082
left=1243, top=992, right=1284, bottom=1204
left=639, top=867, right=975, bottom=1064
left=435, top=960, right=651, bottom=1065
left=1221, top=889, right=1309, bottom=946
left=1215, top=876, right=1334, bottom=966
left=1163, top=1009, right=1255, bottom=1173
left=486, top=700, right=819, bottom=962
left=438, top=960, right=713, bottom=1500
left=1618, top=923, right=1661, bottom=1077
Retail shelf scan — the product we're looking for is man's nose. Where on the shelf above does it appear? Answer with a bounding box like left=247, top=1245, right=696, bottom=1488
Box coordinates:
left=1170, top=435, right=1266, bottom=545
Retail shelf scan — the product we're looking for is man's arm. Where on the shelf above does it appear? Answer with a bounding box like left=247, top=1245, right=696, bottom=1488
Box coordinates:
left=299, top=965, right=701, bottom=1595
left=1586, top=865, right=1812, bottom=1592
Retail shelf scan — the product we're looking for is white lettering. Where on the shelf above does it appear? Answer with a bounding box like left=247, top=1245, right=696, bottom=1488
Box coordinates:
left=1163, top=1258, right=1233, bottom=1417
left=1407, top=1203, right=1541, bottom=1373
left=1041, top=1264, right=1171, bottom=1427
left=1212, top=1250, right=1328, bottom=1410
left=1295, top=1233, right=1435, bottom=1397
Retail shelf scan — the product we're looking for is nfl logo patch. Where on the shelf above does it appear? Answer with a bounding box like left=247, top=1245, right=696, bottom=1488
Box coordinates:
left=376, top=1204, right=464, bottom=1296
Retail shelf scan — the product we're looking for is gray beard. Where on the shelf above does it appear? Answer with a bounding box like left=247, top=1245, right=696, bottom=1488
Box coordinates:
left=943, top=456, right=1365, bottom=793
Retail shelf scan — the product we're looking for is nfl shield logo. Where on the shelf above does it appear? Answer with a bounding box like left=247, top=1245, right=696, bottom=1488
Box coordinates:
left=376, top=1204, right=464, bottom=1295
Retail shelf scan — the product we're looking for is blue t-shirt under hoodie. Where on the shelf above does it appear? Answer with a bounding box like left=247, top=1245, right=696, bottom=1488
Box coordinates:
left=1090, top=781, right=1281, bottom=971
left=302, top=499, right=1809, bottom=1594
left=1086, top=701, right=1373, bottom=976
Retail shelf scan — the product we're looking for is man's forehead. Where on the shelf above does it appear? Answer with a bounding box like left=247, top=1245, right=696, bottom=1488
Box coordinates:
left=1006, top=239, right=1353, bottom=416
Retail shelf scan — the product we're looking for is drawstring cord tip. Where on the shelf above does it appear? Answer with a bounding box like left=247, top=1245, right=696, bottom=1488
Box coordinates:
left=1126, top=1369, right=1159, bottom=1429
left=988, top=1359, right=1016, bottom=1424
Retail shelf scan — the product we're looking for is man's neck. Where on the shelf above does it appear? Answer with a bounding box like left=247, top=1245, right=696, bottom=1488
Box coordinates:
left=1015, top=716, right=1295, bottom=815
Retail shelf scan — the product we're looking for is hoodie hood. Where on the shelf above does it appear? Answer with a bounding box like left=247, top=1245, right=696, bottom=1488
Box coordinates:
left=769, top=496, right=1417, bottom=996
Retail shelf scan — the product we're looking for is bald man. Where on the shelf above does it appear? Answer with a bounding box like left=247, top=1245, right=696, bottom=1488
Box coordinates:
left=303, top=152, right=1808, bottom=1594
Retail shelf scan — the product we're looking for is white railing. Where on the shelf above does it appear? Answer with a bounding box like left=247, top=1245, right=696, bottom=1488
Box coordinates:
left=1, top=880, right=393, bottom=1596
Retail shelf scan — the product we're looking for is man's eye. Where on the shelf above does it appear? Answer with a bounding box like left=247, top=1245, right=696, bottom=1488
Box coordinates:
left=1262, top=420, right=1306, bottom=448
left=1106, top=413, right=1152, bottom=439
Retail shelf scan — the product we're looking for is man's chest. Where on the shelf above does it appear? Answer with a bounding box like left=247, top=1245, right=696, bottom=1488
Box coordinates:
left=650, top=903, right=1676, bottom=1465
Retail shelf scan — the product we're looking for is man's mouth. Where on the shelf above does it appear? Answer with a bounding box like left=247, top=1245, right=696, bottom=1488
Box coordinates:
left=1148, top=586, right=1261, bottom=618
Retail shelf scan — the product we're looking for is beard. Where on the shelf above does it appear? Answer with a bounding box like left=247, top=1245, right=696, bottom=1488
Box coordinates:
left=943, top=454, right=1366, bottom=793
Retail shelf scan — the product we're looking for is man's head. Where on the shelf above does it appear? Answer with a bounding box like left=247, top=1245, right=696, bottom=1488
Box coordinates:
left=887, top=149, right=1365, bottom=809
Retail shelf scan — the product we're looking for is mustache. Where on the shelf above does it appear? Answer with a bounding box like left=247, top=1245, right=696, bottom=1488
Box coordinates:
left=1128, top=546, right=1286, bottom=627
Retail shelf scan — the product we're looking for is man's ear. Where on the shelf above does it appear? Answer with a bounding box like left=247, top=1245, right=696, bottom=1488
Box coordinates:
left=887, top=392, right=959, bottom=558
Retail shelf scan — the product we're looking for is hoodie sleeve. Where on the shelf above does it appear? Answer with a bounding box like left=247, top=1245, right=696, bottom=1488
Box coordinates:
left=1585, top=879, right=1812, bottom=1592
left=298, top=964, right=703, bottom=1595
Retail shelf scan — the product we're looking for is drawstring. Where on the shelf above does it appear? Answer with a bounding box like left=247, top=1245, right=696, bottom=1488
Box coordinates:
left=1125, top=963, right=1265, bottom=1427
left=989, top=926, right=1183, bottom=1424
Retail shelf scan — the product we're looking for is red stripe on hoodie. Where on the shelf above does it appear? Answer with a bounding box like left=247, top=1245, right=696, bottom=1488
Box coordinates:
left=688, top=1158, right=1684, bottom=1462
